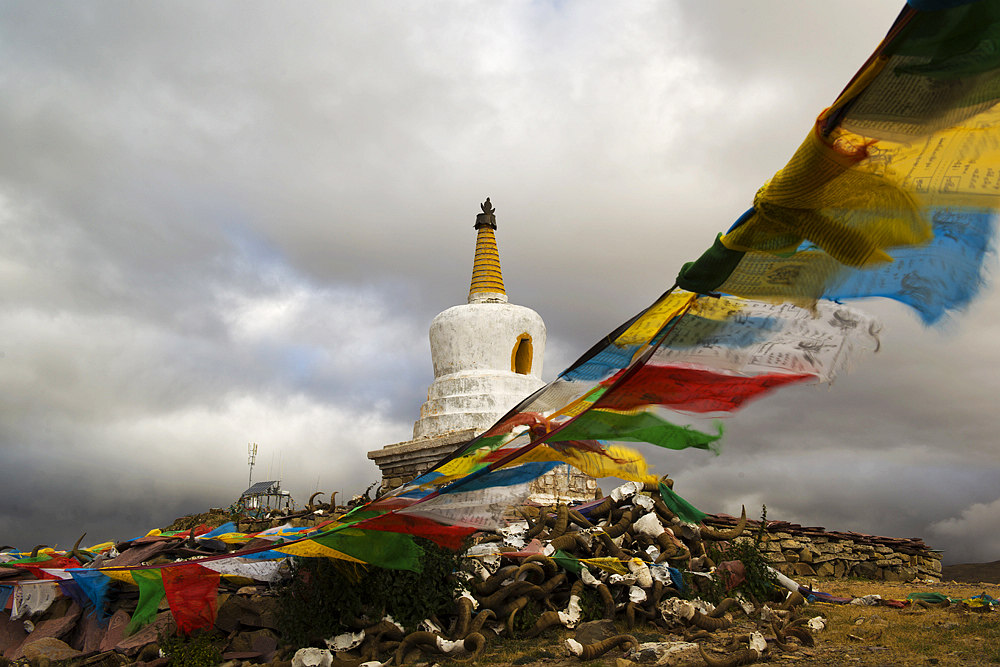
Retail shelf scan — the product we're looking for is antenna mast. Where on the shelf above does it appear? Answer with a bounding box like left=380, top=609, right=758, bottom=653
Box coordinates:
left=247, top=442, right=258, bottom=489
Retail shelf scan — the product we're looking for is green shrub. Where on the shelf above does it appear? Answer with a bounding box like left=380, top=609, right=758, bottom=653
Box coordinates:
left=158, top=630, right=223, bottom=667
left=276, top=537, right=463, bottom=648
left=693, top=505, right=779, bottom=605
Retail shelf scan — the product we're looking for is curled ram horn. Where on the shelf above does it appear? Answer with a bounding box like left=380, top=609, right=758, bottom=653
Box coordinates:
left=518, top=507, right=547, bottom=540
left=588, top=496, right=616, bottom=519
left=699, top=645, right=761, bottom=667
left=690, top=609, right=732, bottom=631
left=568, top=508, right=594, bottom=529
left=596, top=583, right=616, bottom=619
left=473, top=565, right=518, bottom=596
left=467, top=608, right=496, bottom=636
left=525, top=610, right=563, bottom=638
left=566, top=634, right=638, bottom=660
left=515, top=560, right=546, bottom=584
left=452, top=632, right=485, bottom=663
left=522, top=553, right=558, bottom=576
left=769, top=621, right=798, bottom=652
left=653, top=497, right=677, bottom=523
left=602, top=508, right=633, bottom=539
left=709, top=597, right=741, bottom=618
left=777, top=590, right=805, bottom=610
left=504, top=595, right=530, bottom=635
left=394, top=630, right=439, bottom=665
left=625, top=601, right=656, bottom=629
left=595, top=531, right=626, bottom=560
left=780, top=625, right=815, bottom=647
left=539, top=572, right=568, bottom=600
left=655, top=539, right=690, bottom=565
left=701, top=505, right=748, bottom=541
left=683, top=627, right=712, bottom=641
left=452, top=597, right=475, bottom=639
left=71, top=533, right=94, bottom=564
left=30, top=545, right=47, bottom=558
left=307, top=491, right=323, bottom=511
left=548, top=533, right=587, bottom=554
left=479, top=580, right=539, bottom=612
left=548, top=503, right=569, bottom=539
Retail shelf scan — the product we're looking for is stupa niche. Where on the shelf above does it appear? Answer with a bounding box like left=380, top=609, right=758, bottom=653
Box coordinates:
left=368, top=200, right=598, bottom=504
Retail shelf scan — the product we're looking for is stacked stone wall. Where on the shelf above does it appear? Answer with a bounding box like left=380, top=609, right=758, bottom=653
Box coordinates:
left=707, top=514, right=943, bottom=582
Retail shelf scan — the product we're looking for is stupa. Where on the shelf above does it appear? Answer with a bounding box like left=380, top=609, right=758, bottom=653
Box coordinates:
left=368, top=199, right=598, bottom=504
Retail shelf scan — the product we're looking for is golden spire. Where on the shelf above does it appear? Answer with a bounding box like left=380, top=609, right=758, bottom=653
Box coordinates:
left=468, top=198, right=507, bottom=303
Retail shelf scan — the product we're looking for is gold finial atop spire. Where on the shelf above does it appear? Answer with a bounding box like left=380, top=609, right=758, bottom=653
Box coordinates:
left=469, top=198, right=507, bottom=303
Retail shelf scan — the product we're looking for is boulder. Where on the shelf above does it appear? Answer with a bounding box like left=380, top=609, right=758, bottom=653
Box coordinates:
left=575, top=619, right=617, bottom=645
left=21, top=637, right=83, bottom=662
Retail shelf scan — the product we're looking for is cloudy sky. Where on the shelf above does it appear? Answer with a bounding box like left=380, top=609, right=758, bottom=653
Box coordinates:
left=2, top=1, right=998, bottom=564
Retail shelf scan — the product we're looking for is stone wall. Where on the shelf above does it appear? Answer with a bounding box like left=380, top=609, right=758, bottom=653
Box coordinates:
left=706, top=514, right=943, bottom=582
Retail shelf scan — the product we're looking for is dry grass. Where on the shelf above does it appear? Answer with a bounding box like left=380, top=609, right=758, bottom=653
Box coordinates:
left=795, top=577, right=1000, bottom=666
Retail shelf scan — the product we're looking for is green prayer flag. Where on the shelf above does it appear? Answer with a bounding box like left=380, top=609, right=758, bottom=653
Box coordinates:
left=126, top=569, right=165, bottom=636
left=314, top=527, right=424, bottom=572
left=551, top=409, right=723, bottom=451
left=659, top=482, right=707, bottom=524
left=551, top=549, right=582, bottom=574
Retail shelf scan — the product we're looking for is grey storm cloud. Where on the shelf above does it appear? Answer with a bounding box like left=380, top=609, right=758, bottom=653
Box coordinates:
left=2, top=0, right=999, bottom=564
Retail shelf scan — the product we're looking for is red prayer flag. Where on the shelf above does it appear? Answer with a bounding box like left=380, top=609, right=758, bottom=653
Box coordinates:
left=353, top=513, right=477, bottom=550
left=599, top=364, right=814, bottom=413
left=160, top=563, right=220, bottom=635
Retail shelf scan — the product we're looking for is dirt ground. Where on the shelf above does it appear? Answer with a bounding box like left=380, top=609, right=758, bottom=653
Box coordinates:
left=467, top=569, right=1000, bottom=667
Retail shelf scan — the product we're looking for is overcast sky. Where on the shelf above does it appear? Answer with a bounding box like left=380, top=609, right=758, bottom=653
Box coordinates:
left=2, top=1, right=998, bottom=565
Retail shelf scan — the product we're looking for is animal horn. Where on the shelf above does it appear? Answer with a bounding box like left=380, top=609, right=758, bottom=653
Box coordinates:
left=307, top=491, right=323, bottom=511
left=579, top=634, right=638, bottom=660
left=394, top=630, right=439, bottom=665
left=467, top=609, right=495, bottom=635
left=518, top=507, right=547, bottom=539
left=701, top=506, right=748, bottom=541
left=596, top=583, right=616, bottom=619
left=568, top=508, right=594, bottom=529
left=690, top=609, right=732, bottom=631
left=777, top=590, right=805, bottom=610
left=30, top=545, right=47, bottom=558
left=451, top=597, right=474, bottom=639
left=515, top=560, right=546, bottom=584
left=548, top=503, right=569, bottom=539
left=781, top=626, right=815, bottom=647
left=71, top=533, right=94, bottom=564
left=698, top=645, right=761, bottom=667
left=709, top=597, right=741, bottom=618
left=473, top=564, right=518, bottom=596
left=525, top=610, right=563, bottom=638
left=453, top=632, right=485, bottom=663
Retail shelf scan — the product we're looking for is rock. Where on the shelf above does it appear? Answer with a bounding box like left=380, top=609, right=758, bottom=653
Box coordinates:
left=98, top=609, right=131, bottom=653
left=226, top=628, right=279, bottom=659
left=22, top=637, right=83, bottom=662
left=792, top=563, right=817, bottom=577
left=0, top=608, right=29, bottom=659
left=626, top=641, right=700, bottom=665
left=851, top=561, right=879, bottom=580
left=115, top=611, right=175, bottom=657
left=575, top=619, right=617, bottom=645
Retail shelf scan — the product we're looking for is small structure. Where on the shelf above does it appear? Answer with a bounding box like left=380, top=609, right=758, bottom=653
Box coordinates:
left=236, top=480, right=294, bottom=516
left=368, top=199, right=598, bottom=504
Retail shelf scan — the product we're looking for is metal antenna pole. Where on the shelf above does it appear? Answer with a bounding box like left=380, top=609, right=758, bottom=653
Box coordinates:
left=248, top=442, right=258, bottom=489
